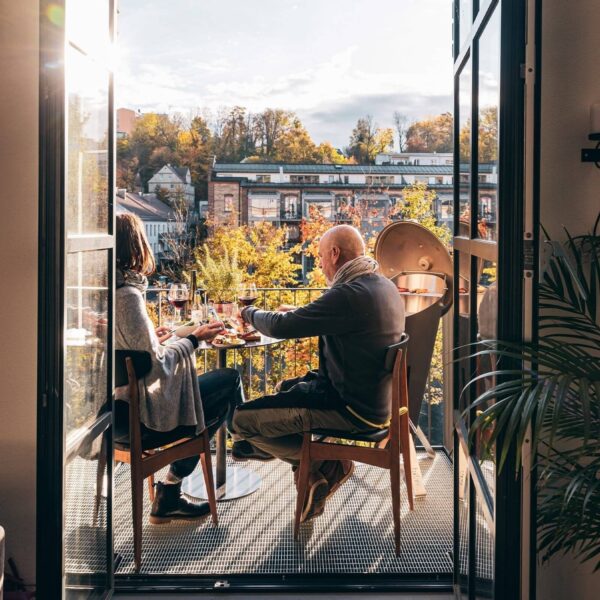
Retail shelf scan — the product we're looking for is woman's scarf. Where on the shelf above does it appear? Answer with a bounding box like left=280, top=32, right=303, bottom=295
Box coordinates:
left=331, top=256, right=379, bottom=287
left=116, top=268, right=148, bottom=293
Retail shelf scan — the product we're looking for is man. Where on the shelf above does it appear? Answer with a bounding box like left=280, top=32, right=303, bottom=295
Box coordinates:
left=232, top=225, right=405, bottom=521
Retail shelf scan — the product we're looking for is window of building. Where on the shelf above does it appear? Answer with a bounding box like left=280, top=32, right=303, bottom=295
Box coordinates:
left=256, top=174, right=271, bottom=183
left=250, top=196, right=279, bottom=218
left=366, top=175, right=394, bottom=185
left=224, top=194, right=233, bottom=212
left=284, top=195, right=298, bottom=218
left=290, top=175, right=319, bottom=184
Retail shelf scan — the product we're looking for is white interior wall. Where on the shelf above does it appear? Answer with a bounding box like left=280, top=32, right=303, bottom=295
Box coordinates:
left=0, top=0, right=39, bottom=588
left=537, top=0, right=600, bottom=598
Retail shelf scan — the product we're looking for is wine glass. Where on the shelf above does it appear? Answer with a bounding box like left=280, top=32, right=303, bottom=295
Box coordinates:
left=167, top=283, right=189, bottom=323
left=238, top=282, right=258, bottom=307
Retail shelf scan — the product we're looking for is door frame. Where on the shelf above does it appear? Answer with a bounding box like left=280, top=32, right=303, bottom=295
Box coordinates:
left=451, top=0, right=532, bottom=598
left=37, top=1, right=117, bottom=598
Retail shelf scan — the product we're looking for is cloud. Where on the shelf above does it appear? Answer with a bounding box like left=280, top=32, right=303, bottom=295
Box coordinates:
left=300, top=92, right=453, bottom=147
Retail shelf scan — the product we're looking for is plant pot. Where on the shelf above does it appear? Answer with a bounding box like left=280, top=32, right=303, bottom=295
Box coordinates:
left=213, top=300, right=234, bottom=316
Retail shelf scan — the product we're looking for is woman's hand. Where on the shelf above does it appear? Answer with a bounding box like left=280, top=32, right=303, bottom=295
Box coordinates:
left=192, top=321, right=225, bottom=341
left=155, top=325, right=172, bottom=344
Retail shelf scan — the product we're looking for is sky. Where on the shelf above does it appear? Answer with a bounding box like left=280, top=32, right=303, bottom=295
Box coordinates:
left=116, top=0, right=453, bottom=149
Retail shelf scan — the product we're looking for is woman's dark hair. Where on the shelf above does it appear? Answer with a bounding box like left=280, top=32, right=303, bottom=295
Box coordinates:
left=116, top=213, right=156, bottom=275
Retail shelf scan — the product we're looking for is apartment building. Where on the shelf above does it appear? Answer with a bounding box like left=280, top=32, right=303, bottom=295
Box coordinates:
left=208, top=161, right=497, bottom=239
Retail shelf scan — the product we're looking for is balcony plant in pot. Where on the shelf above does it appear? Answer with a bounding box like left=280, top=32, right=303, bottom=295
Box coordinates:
left=196, top=244, right=243, bottom=314
left=464, top=216, right=600, bottom=570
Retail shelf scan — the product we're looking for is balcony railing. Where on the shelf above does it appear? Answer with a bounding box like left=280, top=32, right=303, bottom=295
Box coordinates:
left=145, top=286, right=445, bottom=445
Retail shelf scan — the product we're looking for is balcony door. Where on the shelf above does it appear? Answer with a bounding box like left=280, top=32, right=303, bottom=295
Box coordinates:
left=453, top=0, right=527, bottom=598
left=38, top=1, right=116, bottom=598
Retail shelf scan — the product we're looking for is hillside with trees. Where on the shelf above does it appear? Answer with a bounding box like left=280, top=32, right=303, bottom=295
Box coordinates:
left=117, top=107, right=467, bottom=202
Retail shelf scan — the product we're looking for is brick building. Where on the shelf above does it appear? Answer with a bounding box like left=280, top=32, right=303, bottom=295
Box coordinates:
left=208, top=161, right=498, bottom=241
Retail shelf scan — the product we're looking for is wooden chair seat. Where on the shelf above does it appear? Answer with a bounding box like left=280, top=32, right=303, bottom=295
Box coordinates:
left=310, top=427, right=390, bottom=443
left=294, top=334, right=413, bottom=556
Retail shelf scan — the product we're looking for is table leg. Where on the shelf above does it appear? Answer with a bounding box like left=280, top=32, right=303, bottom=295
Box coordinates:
left=215, top=423, right=227, bottom=495
left=182, top=346, right=261, bottom=501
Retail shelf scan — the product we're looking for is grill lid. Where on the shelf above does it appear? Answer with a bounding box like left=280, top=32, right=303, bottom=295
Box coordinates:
left=374, top=221, right=453, bottom=314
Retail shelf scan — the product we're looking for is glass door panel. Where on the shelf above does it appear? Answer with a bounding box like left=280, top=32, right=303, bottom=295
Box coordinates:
left=62, top=0, right=115, bottom=597
left=453, top=0, right=525, bottom=597
left=477, top=8, right=500, bottom=242
left=458, top=63, right=472, bottom=238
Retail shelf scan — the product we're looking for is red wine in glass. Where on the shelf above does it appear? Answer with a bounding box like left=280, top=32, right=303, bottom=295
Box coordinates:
left=169, top=299, right=187, bottom=309
left=239, top=296, right=258, bottom=307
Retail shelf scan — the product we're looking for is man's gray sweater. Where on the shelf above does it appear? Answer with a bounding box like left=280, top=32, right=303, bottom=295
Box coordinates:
left=244, top=273, right=405, bottom=424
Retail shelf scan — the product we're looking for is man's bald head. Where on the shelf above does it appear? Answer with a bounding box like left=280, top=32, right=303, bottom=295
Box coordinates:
left=318, top=225, right=366, bottom=284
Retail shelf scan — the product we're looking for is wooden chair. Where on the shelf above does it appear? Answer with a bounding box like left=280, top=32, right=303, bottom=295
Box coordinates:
left=294, top=334, right=413, bottom=555
left=113, top=350, right=218, bottom=573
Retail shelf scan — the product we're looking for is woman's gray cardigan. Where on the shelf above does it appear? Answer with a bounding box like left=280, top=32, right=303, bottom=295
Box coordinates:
left=115, top=285, right=205, bottom=434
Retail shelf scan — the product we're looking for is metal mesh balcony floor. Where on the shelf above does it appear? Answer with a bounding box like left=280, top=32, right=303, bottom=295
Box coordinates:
left=109, top=450, right=454, bottom=576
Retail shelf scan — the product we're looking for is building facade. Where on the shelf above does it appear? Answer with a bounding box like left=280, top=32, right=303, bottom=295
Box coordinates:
left=375, top=151, right=454, bottom=166
left=116, top=107, right=137, bottom=138
left=148, top=164, right=195, bottom=207
left=208, top=161, right=498, bottom=239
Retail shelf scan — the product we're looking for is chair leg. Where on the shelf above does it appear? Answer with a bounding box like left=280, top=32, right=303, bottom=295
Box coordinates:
left=147, top=474, right=155, bottom=503
left=200, top=429, right=218, bottom=524
left=294, top=434, right=311, bottom=540
left=389, top=448, right=402, bottom=556
left=131, top=466, right=144, bottom=573
left=400, top=424, right=414, bottom=511
left=93, top=434, right=107, bottom=524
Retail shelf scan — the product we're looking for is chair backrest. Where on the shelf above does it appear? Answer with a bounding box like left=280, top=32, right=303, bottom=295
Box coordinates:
left=385, top=334, right=410, bottom=444
left=115, top=350, right=151, bottom=387
left=115, top=350, right=151, bottom=457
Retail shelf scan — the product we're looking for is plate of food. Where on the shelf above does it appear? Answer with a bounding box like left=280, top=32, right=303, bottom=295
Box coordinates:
left=240, top=325, right=261, bottom=342
left=212, top=333, right=246, bottom=348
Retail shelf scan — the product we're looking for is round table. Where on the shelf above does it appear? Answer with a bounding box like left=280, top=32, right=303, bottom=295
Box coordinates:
left=181, top=334, right=283, bottom=502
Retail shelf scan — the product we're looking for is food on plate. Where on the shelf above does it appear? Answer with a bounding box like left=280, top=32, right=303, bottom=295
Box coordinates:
left=240, top=326, right=261, bottom=342
left=397, top=287, right=410, bottom=293
left=413, top=288, right=429, bottom=294
left=212, top=333, right=245, bottom=347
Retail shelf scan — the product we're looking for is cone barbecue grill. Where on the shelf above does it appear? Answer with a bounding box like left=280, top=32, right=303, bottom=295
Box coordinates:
left=375, top=222, right=453, bottom=434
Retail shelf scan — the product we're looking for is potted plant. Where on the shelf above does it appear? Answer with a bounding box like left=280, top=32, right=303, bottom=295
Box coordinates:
left=465, top=216, right=600, bottom=569
left=196, top=244, right=243, bottom=313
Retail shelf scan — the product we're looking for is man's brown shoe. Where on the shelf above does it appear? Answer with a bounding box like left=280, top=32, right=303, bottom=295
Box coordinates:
left=320, top=460, right=355, bottom=499
left=300, top=472, right=329, bottom=523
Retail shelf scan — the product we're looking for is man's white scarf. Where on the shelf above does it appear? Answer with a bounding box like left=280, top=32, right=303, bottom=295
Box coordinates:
left=331, top=256, right=379, bottom=287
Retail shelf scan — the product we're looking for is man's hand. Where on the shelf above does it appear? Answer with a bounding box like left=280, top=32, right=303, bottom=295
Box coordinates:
left=276, top=304, right=296, bottom=312
left=192, top=321, right=225, bottom=341
left=155, top=325, right=172, bottom=344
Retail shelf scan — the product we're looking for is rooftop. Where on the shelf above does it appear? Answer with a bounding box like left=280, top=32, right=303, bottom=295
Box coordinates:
left=116, top=191, right=175, bottom=222
left=213, top=163, right=494, bottom=175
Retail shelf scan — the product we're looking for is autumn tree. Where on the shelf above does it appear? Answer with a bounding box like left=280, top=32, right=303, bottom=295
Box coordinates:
left=405, top=112, right=453, bottom=153
left=347, top=115, right=394, bottom=164
left=275, top=117, right=317, bottom=163
left=477, top=105, right=498, bottom=163
left=314, top=142, right=351, bottom=164
left=121, top=113, right=182, bottom=190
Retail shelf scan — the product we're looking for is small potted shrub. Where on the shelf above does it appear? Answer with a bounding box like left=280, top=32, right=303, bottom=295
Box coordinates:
left=196, top=245, right=243, bottom=313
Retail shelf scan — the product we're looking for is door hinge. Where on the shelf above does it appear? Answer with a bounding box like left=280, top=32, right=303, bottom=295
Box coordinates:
left=521, top=63, right=534, bottom=79
left=523, top=239, right=535, bottom=272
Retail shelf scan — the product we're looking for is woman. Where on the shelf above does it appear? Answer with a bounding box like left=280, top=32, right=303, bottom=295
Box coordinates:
left=115, top=213, right=244, bottom=524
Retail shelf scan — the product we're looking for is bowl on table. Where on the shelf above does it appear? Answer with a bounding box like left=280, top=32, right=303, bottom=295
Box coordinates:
left=174, top=324, right=197, bottom=338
